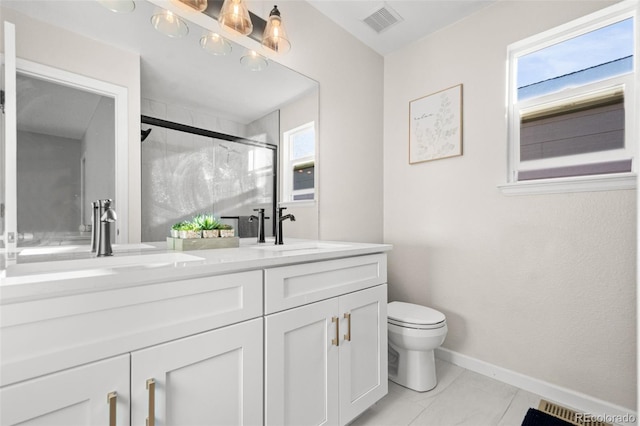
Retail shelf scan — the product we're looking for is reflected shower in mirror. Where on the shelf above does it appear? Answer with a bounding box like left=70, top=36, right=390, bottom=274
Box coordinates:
left=141, top=114, right=277, bottom=242
left=16, top=73, right=115, bottom=247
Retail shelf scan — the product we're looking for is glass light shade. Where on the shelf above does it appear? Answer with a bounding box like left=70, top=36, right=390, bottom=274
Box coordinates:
left=177, top=0, right=208, bottom=12
left=262, top=6, right=290, bottom=54
left=200, top=33, right=232, bottom=56
left=240, top=50, right=268, bottom=71
left=151, top=10, right=189, bottom=38
left=97, top=0, right=135, bottom=13
left=218, top=0, right=253, bottom=36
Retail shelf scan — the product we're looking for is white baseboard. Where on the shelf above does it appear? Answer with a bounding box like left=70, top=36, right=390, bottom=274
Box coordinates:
left=435, top=347, right=638, bottom=426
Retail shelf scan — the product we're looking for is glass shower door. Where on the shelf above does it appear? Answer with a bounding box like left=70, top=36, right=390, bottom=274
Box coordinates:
left=141, top=119, right=277, bottom=242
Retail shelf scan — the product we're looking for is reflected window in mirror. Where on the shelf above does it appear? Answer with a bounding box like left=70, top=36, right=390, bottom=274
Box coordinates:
left=283, top=122, right=315, bottom=202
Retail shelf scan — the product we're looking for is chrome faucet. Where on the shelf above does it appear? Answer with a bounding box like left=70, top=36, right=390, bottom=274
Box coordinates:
left=276, top=207, right=295, bottom=245
left=249, top=208, right=267, bottom=243
left=90, top=201, right=100, bottom=253
left=96, top=199, right=117, bottom=257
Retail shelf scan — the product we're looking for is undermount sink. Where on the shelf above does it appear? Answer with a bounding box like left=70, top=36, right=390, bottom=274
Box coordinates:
left=18, top=243, right=156, bottom=256
left=5, top=252, right=204, bottom=278
left=251, top=242, right=349, bottom=253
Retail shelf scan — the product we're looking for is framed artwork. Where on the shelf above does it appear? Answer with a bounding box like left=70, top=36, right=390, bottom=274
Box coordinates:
left=409, top=84, right=463, bottom=164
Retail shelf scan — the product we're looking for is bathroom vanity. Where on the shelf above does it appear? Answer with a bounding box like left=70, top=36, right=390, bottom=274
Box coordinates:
left=0, top=240, right=390, bottom=426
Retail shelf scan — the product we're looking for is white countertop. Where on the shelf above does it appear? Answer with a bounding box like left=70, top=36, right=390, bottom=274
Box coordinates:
left=0, top=239, right=391, bottom=304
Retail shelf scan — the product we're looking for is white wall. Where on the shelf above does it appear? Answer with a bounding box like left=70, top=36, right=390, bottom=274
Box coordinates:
left=0, top=7, right=141, bottom=242
left=17, top=131, right=80, bottom=233
left=83, top=97, right=115, bottom=225
left=274, top=2, right=384, bottom=243
left=383, top=0, right=636, bottom=409
left=280, top=89, right=320, bottom=240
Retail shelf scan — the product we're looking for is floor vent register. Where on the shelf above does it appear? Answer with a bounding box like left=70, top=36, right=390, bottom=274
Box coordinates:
left=538, top=400, right=612, bottom=426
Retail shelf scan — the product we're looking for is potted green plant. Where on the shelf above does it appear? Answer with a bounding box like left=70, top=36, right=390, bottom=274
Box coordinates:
left=219, top=223, right=235, bottom=238
left=170, top=221, right=187, bottom=238
left=196, top=214, right=221, bottom=238
left=177, top=221, right=201, bottom=239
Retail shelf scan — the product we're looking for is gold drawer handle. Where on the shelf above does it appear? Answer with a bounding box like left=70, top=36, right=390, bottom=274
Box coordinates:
left=344, top=312, right=351, bottom=341
left=332, top=316, right=339, bottom=346
left=146, top=378, right=156, bottom=426
left=107, top=391, right=117, bottom=426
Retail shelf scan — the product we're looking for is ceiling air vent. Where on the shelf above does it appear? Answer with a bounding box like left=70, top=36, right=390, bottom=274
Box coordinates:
left=363, top=4, right=403, bottom=34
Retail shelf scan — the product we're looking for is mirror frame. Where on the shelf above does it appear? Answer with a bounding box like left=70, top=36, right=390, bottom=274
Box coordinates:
left=12, top=57, right=129, bottom=244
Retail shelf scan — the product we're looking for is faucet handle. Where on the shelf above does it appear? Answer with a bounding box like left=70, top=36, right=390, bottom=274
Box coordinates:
left=101, top=209, right=117, bottom=223
left=99, top=199, right=113, bottom=208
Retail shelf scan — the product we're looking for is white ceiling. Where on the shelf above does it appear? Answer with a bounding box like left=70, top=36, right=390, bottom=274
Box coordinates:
left=306, top=0, right=496, bottom=56
left=16, top=74, right=104, bottom=140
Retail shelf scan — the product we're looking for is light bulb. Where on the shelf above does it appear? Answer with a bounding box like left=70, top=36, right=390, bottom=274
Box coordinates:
left=240, top=50, right=268, bottom=71
left=177, top=0, right=208, bottom=12
left=151, top=9, right=189, bottom=38
left=262, top=5, right=290, bottom=54
left=218, top=0, right=253, bottom=36
left=200, top=33, right=232, bottom=56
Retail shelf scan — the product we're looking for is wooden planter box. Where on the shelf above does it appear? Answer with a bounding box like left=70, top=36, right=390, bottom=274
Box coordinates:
left=167, top=236, right=239, bottom=251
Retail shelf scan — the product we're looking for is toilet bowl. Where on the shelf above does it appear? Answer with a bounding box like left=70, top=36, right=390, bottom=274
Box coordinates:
left=387, top=301, right=447, bottom=392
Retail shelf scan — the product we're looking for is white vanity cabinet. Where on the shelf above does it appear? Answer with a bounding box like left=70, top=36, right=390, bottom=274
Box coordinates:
left=0, top=270, right=264, bottom=426
left=131, top=318, right=263, bottom=426
left=1, top=246, right=391, bottom=426
left=264, top=254, right=388, bottom=426
left=0, top=320, right=263, bottom=426
left=0, top=354, right=130, bottom=426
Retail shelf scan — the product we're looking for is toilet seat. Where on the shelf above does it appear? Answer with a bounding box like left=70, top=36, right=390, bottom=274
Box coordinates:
left=388, top=301, right=446, bottom=330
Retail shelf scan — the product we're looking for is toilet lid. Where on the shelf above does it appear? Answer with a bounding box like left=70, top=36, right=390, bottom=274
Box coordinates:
left=388, top=301, right=446, bottom=326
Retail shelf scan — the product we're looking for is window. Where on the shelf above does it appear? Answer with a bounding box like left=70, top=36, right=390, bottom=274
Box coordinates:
left=282, top=122, right=315, bottom=202
left=504, top=3, right=637, bottom=194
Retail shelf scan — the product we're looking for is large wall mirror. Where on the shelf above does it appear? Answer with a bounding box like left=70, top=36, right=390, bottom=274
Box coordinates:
left=2, top=0, right=319, bottom=247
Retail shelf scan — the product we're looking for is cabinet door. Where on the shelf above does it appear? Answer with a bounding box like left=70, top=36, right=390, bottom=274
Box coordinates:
left=265, top=298, right=339, bottom=426
left=338, top=284, right=388, bottom=425
left=0, top=354, right=130, bottom=426
left=131, top=318, right=263, bottom=426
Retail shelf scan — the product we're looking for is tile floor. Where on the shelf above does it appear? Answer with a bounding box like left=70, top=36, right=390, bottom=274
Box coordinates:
left=350, top=358, right=542, bottom=426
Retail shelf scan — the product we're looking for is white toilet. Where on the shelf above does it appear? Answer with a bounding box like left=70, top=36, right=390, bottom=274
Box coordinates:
left=387, top=301, right=448, bottom=392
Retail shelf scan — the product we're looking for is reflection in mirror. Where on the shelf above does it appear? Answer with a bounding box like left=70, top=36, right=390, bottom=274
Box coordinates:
left=16, top=73, right=115, bottom=247
left=2, top=0, right=319, bottom=242
left=141, top=115, right=277, bottom=241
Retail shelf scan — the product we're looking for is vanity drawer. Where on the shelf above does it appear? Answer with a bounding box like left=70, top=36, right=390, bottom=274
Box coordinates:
left=0, top=270, right=262, bottom=386
left=264, top=253, right=387, bottom=314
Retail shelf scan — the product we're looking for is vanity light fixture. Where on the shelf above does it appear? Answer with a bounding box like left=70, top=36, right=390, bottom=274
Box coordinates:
left=97, top=0, right=135, bottom=13
left=240, top=50, right=268, bottom=71
left=218, top=0, right=253, bottom=36
left=151, top=9, right=189, bottom=38
left=200, top=32, right=232, bottom=56
left=261, top=5, right=290, bottom=54
left=178, top=0, right=208, bottom=12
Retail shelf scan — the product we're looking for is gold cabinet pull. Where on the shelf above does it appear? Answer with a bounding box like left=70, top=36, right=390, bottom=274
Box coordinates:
left=331, top=316, right=339, bottom=346
left=146, top=378, right=156, bottom=426
left=344, top=312, right=351, bottom=341
left=107, top=391, right=117, bottom=426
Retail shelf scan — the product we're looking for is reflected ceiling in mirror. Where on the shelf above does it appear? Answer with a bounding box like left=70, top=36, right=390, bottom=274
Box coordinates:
left=2, top=0, right=318, bottom=124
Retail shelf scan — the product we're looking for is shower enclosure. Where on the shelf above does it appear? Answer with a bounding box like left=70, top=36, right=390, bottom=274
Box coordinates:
left=141, top=116, right=277, bottom=242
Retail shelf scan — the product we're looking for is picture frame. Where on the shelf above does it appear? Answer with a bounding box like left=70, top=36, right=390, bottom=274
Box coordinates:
left=409, top=84, right=463, bottom=164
